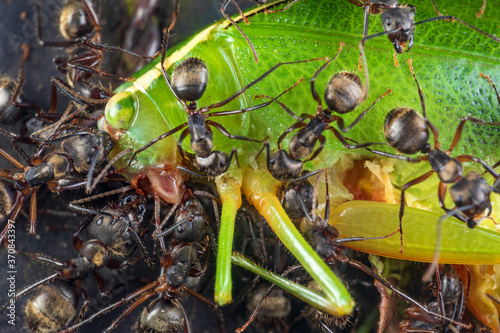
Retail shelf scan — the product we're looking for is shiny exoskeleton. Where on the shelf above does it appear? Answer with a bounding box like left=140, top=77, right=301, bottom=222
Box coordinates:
left=36, top=0, right=102, bottom=87
left=0, top=128, right=113, bottom=242
left=260, top=45, right=390, bottom=181
left=369, top=60, right=499, bottom=249
left=74, top=193, right=148, bottom=258
left=59, top=225, right=220, bottom=333
left=352, top=0, right=500, bottom=54
left=400, top=267, right=467, bottom=332
left=24, top=280, right=81, bottom=333
left=129, top=38, right=320, bottom=178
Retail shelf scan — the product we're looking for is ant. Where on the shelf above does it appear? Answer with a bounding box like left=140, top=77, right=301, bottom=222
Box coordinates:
left=256, top=43, right=391, bottom=181
left=35, top=0, right=155, bottom=88
left=362, top=59, right=499, bottom=257
left=0, top=44, right=40, bottom=125
left=352, top=0, right=500, bottom=54
left=60, top=197, right=223, bottom=333
left=0, top=121, right=114, bottom=243
left=126, top=31, right=324, bottom=179
left=0, top=192, right=149, bottom=333
left=400, top=266, right=470, bottom=332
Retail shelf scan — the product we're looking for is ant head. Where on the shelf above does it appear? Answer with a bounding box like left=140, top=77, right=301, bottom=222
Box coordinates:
left=0, top=76, right=25, bottom=124
left=137, top=299, right=184, bottom=333
left=268, top=150, right=303, bottom=181
left=173, top=198, right=208, bottom=243
left=283, top=180, right=317, bottom=223
left=59, top=0, right=94, bottom=40
left=172, top=58, right=209, bottom=102
left=383, top=107, right=429, bottom=154
left=25, top=280, right=79, bottom=333
left=324, top=72, right=365, bottom=114
left=195, top=150, right=229, bottom=177
left=381, top=7, right=415, bottom=53
left=449, top=172, right=491, bottom=226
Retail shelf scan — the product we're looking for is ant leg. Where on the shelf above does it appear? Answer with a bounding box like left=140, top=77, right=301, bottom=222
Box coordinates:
left=126, top=123, right=188, bottom=168
left=206, top=59, right=326, bottom=110
left=336, top=88, right=392, bottom=132
left=277, top=122, right=306, bottom=150
left=476, top=0, right=487, bottom=18
left=422, top=204, right=476, bottom=282
left=264, top=0, right=300, bottom=14
left=398, top=170, right=435, bottom=253
left=448, top=116, right=500, bottom=153
left=0, top=147, right=25, bottom=169
left=414, top=16, right=500, bottom=43
left=310, top=43, right=344, bottom=106
left=254, top=94, right=305, bottom=121
left=407, top=60, right=443, bottom=149
left=207, top=77, right=305, bottom=117
left=455, top=155, right=499, bottom=179
left=205, top=120, right=266, bottom=143
left=332, top=253, right=470, bottom=328
left=220, top=1, right=258, bottom=62
left=104, top=290, right=158, bottom=333
left=480, top=72, right=500, bottom=105
left=28, top=189, right=37, bottom=234
left=80, top=39, right=160, bottom=60
left=159, top=29, right=188, bottom=108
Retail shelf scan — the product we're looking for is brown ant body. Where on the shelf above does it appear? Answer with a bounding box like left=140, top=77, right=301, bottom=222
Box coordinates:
left=364, top=60, right=499, bottom=257
left=400, top=267, right=469, bottom=332
left=60, top=193, right=222, bottom=333
left=0, top=192, right=150, bottom=333
left=127, top=33, right=324, bottom=179
left=0, top=126, right=113, bottom=242
left=257, top=44, right=390, bottom=181
left=351, top=0, right=500, bottom=54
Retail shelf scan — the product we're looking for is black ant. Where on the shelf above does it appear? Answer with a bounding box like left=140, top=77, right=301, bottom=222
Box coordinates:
left=362, top=59, right=499, bottom=258
left=126, top=31, right=324, bottom=179
left=0, top=122, right=114, bottom=243
left=59, top=204, right=222, bottom=333
left=352, top=0, right=500, bottom=54
left=0, top=44, right=40, bottom=125
left=256, top=43, right=391, bottom=181
left=35, top=0, right=155, bottom=88
left=400, top=266, right=470, bottom=333
left=0, top=192, right=149, bottom=333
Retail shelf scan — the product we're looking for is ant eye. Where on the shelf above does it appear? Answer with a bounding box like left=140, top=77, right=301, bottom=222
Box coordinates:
left=385, top=17, right=392, bottom=26
left=177, top=225, right=185, bottom=233
left=304, top=190, right=312, bottom=199
left=219, top=160, right=226, bottom=168
left=95, top=217, right=103, bottom=226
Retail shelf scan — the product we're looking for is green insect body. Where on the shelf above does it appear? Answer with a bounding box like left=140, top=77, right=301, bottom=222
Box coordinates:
left=100, top=0, right=500, bottom=315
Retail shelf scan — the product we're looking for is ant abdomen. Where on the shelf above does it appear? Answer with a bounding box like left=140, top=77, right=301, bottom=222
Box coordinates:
left=383, top=107, right=429, bottom=154
left=0, top=180, right=16, bottom=224
left=136, top=299, right=184, bottom=333
left=324, top=72, right=365, bottom=114
left=59, top=0, right=94, bottom=40
left=171, top=57, right=209, bottom=102
left=24, top=280, right=79, bottom=333
left=0, top=76, right=25, bottom=125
